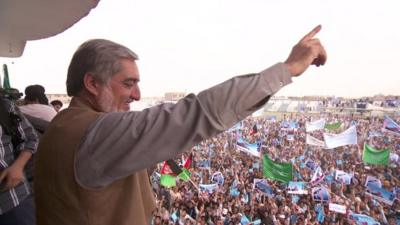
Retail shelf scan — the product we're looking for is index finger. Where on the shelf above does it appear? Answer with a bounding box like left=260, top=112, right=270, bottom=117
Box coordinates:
left=299, top=25, right=322, bottom=43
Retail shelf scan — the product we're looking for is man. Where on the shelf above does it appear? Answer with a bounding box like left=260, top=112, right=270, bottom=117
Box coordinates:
left=0, top=92, right=38, bottom=225
left=49, top=100, right=63, bottom=113
left=19, top=84, right=57, bottom=122
left=35, top=25, right=327, bottom=225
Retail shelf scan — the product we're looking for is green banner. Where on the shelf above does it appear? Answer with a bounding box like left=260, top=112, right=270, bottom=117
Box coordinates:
left=324, top=122, right=342, bottom=130
left=263, top=154, right=293, bottom=183
left=362, top=143, right=390, bottom=165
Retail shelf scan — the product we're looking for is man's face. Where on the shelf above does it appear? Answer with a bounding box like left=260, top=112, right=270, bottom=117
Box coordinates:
left=97, top=59, right=141, bottom=112
left=53, top=104, right=62, bottom=112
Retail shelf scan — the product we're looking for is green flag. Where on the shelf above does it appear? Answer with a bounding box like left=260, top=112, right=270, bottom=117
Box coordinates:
left=362, top=143, right=390, bottom=165
left=263, top=154, right=293, bottom=183
left=178, top=168, right=191, bottom=182
left=324, top=122, right=341, bottom=130
left=2, top=64, right=11, bottom=89
left=160, top=174, right=176, bottom=188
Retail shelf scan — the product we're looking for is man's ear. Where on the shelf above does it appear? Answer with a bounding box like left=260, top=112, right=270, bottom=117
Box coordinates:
left=83, top=73, right=101, bottom=96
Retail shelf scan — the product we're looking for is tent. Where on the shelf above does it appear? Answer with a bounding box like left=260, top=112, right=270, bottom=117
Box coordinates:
left=0, top=0, right=99, bottom=57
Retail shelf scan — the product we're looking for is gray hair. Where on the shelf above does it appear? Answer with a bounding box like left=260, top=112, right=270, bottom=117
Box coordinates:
left=66, top=39, right=138, bottom=96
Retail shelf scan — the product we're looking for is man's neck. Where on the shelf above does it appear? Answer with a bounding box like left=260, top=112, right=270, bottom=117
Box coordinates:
left=74, top=91, right=103, bottom=112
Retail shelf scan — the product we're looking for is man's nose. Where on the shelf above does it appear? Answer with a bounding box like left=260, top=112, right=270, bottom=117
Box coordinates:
left=131, top=87, right=140, bottom=101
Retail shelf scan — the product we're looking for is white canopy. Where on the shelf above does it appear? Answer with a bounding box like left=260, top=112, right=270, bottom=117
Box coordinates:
left=0, top=0, right=99, bottom=57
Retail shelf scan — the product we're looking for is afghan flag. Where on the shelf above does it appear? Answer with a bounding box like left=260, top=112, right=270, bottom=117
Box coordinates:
left=2, top=64, right=11, bottom=89
left=362, top=143, right=390, bottom=165
left=161, top=157, right=192, bottom=187
left=183, top=153, right=192, bottom=169
left=179, top=154, right=192, bottom=181
left=160, top=161, right=177, bottom=188
left=324, top=122, right=341, bottom=130
left=263, top=154, right=293, bottom=183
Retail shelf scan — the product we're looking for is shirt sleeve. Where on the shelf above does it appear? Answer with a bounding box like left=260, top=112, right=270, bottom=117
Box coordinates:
left=16, top=109, right=39, bottom=154
left=75, top=62, right=292, bottom=188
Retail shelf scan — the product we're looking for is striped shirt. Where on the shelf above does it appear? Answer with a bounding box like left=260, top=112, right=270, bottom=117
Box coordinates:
left=0, top=97, right=38, bottom=215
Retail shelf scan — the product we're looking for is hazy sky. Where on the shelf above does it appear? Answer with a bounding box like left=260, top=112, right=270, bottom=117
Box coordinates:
left=1, top=0, right=399, bottom=98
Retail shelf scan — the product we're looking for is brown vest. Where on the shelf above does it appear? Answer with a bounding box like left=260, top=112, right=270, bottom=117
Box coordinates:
left=34, top=98, right=156, bottom=225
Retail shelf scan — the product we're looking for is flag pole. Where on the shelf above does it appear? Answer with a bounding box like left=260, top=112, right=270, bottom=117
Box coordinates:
left=188, top=177, right=201, bottom=193
left=179, top=171, right=200, bottom=193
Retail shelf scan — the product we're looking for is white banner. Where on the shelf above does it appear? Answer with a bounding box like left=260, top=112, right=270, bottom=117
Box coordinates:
left=329, top=203, right=346, bottom=214
left=323, top=126, right=357, bottom=149
left=306, top=119, right=326, bottom=132
left=335, top=170, right=352, bottom=185
left=365, top=175, right=381, bottom=188
left=306, top=134, right=325, bottom=147
left=236, top=144, right=261, bottom=157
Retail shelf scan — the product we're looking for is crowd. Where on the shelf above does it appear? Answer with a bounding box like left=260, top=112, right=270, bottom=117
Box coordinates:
left=151, top=113, right=400, bottom=225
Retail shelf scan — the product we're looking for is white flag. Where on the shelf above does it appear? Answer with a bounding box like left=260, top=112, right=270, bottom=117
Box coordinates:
left=323, top=126, right=357, bottom=149
left=306, top=134, right=325, bottom=147
left=306, top=119, right=326, bottom=132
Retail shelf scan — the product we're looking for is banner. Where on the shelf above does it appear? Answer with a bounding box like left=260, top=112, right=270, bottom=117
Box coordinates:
left=366, top=185, right=395, bottom=206
left=306, top=134, right=325, bottom=147
left=253, top=179, right=274, bottom=197
left=369, top=130, right=383, bottom=137
left=315, top=204, right=325, bottom=223
left=390, top=153, right=399, bottom=164
left=287, top=134, right=294, bottom=141
left=306, top=119, right=326, bottom=132
left=335, top=170, right=352, bottom=185
left=306, top=160, right=317, bottom=170
left=199, top=183, right=218, bottom=193
left=382, top=115, right=400, bottom=136
left=362, top=143, right=390, bottom=165
left=198, top=159, right=211, bottom=168
left=236, top=138, right=261, bottom=157
left=211, top=171, right=225, bottom=185
left=312, top=187, right=330, bottom=202
left=393, top=187, right=400, bottom=200
left=324, top=126, right=357, bottom=149
left=349, top=213, right=381, bottom=225
left=365, top=176, right=382, bottom=188
left=324, top=122, right=342, bottom=130
left=263, top=155, right=293, bottom=183
left=310, top=167, right=325, bottom=186
left=328, top=203, right=346, bottom=214
left=287, top=182, right=308, bottom=194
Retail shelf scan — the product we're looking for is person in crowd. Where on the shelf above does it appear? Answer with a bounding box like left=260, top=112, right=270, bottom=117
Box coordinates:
left=19, top=85, right=56, bottom=122
left=50, top=100, right=63, bottom=113
left=34, top=25, right=326, bottom=225
left=0, top=92, right=38, bottom=225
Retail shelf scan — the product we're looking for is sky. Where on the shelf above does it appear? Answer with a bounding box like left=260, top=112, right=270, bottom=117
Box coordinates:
left=1, top=0, right=400, bottom=98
